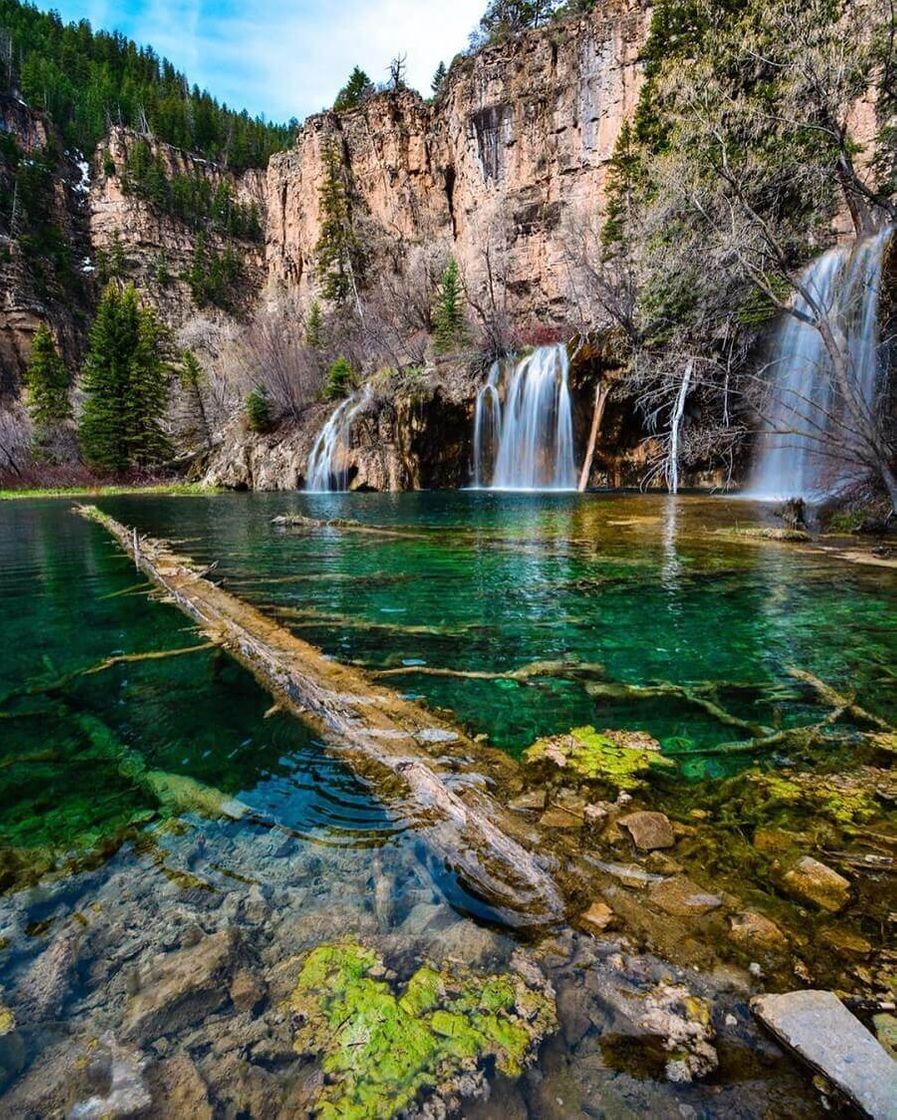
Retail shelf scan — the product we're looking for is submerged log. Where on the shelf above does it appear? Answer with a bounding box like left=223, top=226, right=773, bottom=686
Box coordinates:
left=75, top=505, right=566, bottom=931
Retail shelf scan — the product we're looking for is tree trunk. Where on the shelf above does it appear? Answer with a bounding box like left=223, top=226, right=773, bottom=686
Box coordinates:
left=577, top=382, right=611, bottom=492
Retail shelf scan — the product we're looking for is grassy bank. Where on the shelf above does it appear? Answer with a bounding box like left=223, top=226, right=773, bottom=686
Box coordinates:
left=0, top=482, right=221, bottom=501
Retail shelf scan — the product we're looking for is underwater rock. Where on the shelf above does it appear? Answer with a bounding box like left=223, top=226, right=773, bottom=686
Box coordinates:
left=778, top=857, right=851, bottom=913
left=639, top=982, right=718, bottom=1083
left=579, top=901, right=616, bottom=934
left=538, top=806, right=584, bottom=829
left=752, top=990, right=897, bottom=1119
left=0, top=1000, right=23, bottom=1089
left=286, top=942, right=556, bottom=1119
left=818, top=927, right=873, bottom=960
left=524, top=726, right=674, bottom=791
left=508, top=789, right=547, bottom=812
left=123, top=928, right=240, bottom=1040
left=619, top=811, right=675, bottom=851
left=67, top=1036, right=151, bottom=1120
left=15, top=923, right=83, bottom=1021
left=144, top=1055, right=212, bottom=1120
left=229, top=969, right=267, bottom=1014
left=647, top=877, right=723, bottom=918
left=727, top=912, right=788, bottom=954
left=874, top=1013, right=897, bottom=1061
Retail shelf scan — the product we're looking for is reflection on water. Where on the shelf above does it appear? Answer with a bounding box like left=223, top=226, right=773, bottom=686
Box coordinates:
left=97, top=489, right=897, bottom=770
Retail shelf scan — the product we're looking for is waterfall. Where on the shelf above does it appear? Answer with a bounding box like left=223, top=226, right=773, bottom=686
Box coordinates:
left=749, top=228, right=892, bottom=500
left=668, top=359, right=693, bottom=495
left=305, top=389, right=371, bottom=492
left=471, top=344, right=577, bottom=490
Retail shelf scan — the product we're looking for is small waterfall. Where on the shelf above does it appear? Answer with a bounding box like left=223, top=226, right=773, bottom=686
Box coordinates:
left=471, top=344, right=577, bottom=490
left=305, top=389, right=370, bottom=493
left=749, top=228, right=892, bottom=500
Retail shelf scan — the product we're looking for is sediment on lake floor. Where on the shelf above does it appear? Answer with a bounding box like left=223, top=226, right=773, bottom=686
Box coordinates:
left=74, top=504, right=566, bottom=932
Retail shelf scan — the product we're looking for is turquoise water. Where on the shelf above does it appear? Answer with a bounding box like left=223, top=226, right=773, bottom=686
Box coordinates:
left=0, top=493, right=876, bottom=1118
left=0, top=499, right=399, bottom=883
left=96, top=490, right=897, bottom=776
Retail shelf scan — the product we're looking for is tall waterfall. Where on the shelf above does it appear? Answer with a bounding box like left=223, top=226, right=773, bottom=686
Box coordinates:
left=471, top=344, right=577, bottom=490
left=749, top=228, right=892, bottom=500
left=305, top=389, right=371, bottom=493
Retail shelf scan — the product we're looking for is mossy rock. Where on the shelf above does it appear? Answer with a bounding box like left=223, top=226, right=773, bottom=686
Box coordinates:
left=524, top=726, right=677, bottom=790
left=287, top=943, right=556, bottom=1119
left=0, top=1005, right=13, bottom=1037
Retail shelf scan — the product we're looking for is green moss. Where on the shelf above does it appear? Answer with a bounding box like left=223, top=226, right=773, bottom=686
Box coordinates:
left=0, top=1005, right=14, bottom=1036
left=524, top=725, right=677, bottom=789
left=288, top=943, right=555, bottom=1119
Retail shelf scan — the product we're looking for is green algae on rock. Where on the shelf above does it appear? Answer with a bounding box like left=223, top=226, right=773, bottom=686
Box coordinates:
left=287, top=943, right=556, bottom=1119
left=524, top=726, right=677, bottom=790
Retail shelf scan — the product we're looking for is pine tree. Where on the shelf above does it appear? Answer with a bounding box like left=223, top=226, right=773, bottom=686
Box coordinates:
left=305, top=300, right=324, bottom=350
left=25, top=324, right=71, bottom=443
left=431, top=62, right=447, bottom=95
left=433, top=259, right=467, bottom=352
left=245, top=386, right=272, bottom=432
left=334, top=67, right=374, bottom=112
left=323, top=356, right=356, bottom=401
left=179, top=350, right=211, bottom=449
left=315, top=139, right=363, bottom=305
left=79, top=284, right=171, bottom=472
left=128, top=305, right=172, bottom=466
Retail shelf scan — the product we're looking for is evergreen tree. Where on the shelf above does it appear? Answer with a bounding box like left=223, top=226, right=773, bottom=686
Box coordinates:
left=476, top=0, right=558, bottom=42
left=245, top=386, right=272, bottom=432
left=433, top=259, right=467, bottom=352
left=323, top=356, right=356, bottom=401
left=128, top=305, right=172, bottom=466
left=431, top=62, right=448, bottom=95
left=334, top=67, right=374, bottom=112
left=315, top=139, right=364, bottom=305
left=25, top=324, right=71, bottom=441
left=305, top=300, right=324, bottom=350
left=179, top=349, right=211, bottom=449
left=79, top=284, right=171, bottom=472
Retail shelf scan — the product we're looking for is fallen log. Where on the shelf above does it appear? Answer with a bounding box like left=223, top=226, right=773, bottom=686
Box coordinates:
left=75, top=505, right=566, bottom=931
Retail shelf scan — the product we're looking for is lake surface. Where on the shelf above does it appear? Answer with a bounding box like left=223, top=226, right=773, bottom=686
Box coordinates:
left=98, top=489, right=897, bottom=773
left=1, top=492, right=891, bottom=1118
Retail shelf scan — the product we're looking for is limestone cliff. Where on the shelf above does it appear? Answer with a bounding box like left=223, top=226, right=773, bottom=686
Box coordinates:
left=0, top=94, right=93, bottom=397
left=266, top=0, right=651, bottom=326
left=91, top=127, right=267, bottom=328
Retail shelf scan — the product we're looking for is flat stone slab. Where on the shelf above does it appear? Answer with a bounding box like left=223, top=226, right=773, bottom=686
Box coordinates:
left=752, top=990, right=897, bottom=1119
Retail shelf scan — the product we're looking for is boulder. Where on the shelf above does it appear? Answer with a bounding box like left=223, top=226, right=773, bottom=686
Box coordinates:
left=580, top=901, right=616, bottom=934
left=648, top=877, right=723, bottom=917
left=123, top=929, right=240, bottom=1041
left=727, top=911, right=788, bottom=953
left=508, top=788, right=547, bottom=812
left=752, top=990, right=897, bottom=1119
left=779, top=857, right=850, bottom=913
left=619, top=811, right=675, bottom=851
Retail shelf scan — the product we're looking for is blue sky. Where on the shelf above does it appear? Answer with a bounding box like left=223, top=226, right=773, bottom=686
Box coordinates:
left=49, top=0, right=486, bottom=121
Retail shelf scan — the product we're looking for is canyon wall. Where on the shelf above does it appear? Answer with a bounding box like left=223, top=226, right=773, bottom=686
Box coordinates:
left=91, top=127, right=267, bottom=329
left=266, top=0, right=651, bottom=326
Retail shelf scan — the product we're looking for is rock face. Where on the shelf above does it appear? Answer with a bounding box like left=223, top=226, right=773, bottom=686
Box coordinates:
left=201, top=370, right=475, bottom=491
left=91, top=127, right=267, bottom=329
left=0, top=94, right=94, bottom=396
left=266, top=1, right=651, bottom=326
left=752, top=990, right=897, bottom=1119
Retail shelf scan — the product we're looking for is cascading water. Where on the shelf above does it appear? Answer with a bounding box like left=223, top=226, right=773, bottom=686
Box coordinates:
left=749, top=227, right=892, bottom=500
left=305, top=389, right=371, bottom=492
left=471, top=344, right=577, bottom=490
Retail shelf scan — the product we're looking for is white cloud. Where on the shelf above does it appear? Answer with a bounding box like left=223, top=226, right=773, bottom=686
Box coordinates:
left=52, top=0, right=485, bottom=121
